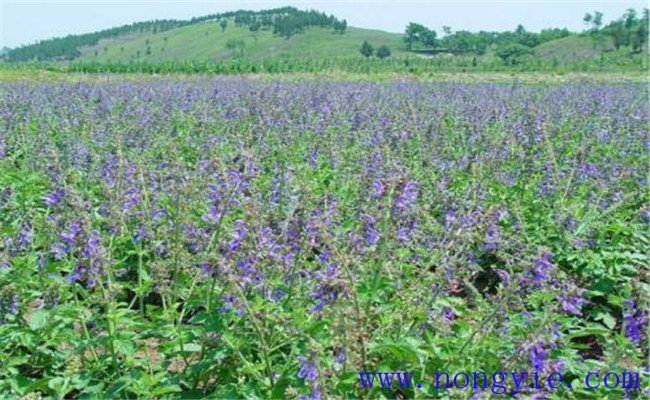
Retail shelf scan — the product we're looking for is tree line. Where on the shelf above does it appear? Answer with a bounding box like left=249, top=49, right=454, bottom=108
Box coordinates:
left=402, top=8, right=648, bottom=64
left=4, top=20, right=184, bottom=62
left=584, top=9, right=648, bottom=52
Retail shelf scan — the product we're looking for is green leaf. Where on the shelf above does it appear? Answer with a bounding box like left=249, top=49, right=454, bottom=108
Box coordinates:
left=25, top=310, right=50, bottom=331
left=150, top=385, right=182, bottom=396
left=567, top=326, right=610, bottom=339
left=595, top=313, right=616, bottom=330
left=113, top=339, right=135, bottom=356
left=174, top=342, right=202, bottom=353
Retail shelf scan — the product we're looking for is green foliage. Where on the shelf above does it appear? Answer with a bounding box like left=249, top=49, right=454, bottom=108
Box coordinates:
left=375, top=45, right=391, bottom=59
left=0, top=78, right=647, bottom=399
left=225, top=39, right=246, bottom=56
left=496, top=43, right=534, bottom=65
left=360, top=41, right=374, bottom=58
left=271, top=8, right=344, bottom=38
left=52, top=48, right=648, bottom=76
left=333, top=19, right=347, bottom=34
left=404, top=23, right=437, bottom=50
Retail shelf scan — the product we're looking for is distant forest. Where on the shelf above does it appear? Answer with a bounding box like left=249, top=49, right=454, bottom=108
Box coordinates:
left=3, top=7, right=347, bottom=62
left=402, top=8, right=648, bottom=61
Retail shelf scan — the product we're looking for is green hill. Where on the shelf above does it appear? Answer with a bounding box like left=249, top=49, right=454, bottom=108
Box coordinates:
left=535, top=35, right=611, bottom=62
left=3, top=6, right=646, bottom=72
left=3, top=7, right=407, bottom=63
left=78, top=24, right=406, bottom=62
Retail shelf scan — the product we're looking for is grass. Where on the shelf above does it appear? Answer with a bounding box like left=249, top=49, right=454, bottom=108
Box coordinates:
left=536, top=34, right=609, bottom=62
left=79, top=25, right=406, bottom=62
left=1, top=64, right=648, bottom=85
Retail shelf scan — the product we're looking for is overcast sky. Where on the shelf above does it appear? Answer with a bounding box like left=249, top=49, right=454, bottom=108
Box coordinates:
left=1, top=1, right=646, bottom=48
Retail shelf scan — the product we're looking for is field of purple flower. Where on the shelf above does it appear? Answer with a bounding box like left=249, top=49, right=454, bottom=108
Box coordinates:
left=0, top=78, right=648, bottom=399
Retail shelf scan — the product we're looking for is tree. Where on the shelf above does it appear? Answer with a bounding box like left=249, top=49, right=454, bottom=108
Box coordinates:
left=624, top=8, right=638, bottom=29
left=334, top=19, right=347, bottom=34
left=609, top=21, right=628, bottom=50
left=592, top=11, right=604, bottom=30
left=360, top=41, right=374, bottom=57
left=515, top=24, right=526, bottom=35
left=631, top=19, right=648, bottom=52
left=404, top=23, right=426, bottom=50
left=584, top=11, right=603, bottom=31
left=584, top=10, right=606, bottom=52
left=495, top=43, right=533, bottom=65
left=421, top=29, right=438, bottom=48
left=404, top=22, right=437, bottom=50
left=375, top=45, right=391, bottom=59
left=249, top=21, right=261, bottom=33
left=220, top=19, right=228, bottom=32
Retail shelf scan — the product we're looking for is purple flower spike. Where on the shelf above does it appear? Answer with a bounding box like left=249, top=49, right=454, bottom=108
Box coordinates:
left=43, top=187, right=64, bottom=207
left=394, top=180, right=418, bottom=211
left=623, top=300, right=647, bottom=344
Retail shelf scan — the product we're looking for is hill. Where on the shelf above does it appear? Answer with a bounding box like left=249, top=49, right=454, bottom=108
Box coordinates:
left=3, top=7, right=407, bottom=63
left=77, top=24, right=406, bottom=62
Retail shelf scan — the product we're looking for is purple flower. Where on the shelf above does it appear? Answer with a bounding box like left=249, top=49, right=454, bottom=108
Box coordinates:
left=532, top=252, right=554, bottom=287
left=559, top=290, right=588, bottom=316
left=270, top=288, right=286, bottom=302
left=444, top=210, right=456, bottom=228
left=370, top=180, right=385, bottom=198
left=394, top=181, right=418, bottom=211
left=219, top=294, right=245, bottom=316
left=122, top=185, right=141, bottom=211
left=442, top=307, right=456, bottom=322
left=641, top=208, right=650, bottom=224
left=396, top=227, right=410, bottom=243
left=496, top=269, right=511, bottom=287
left=61, top=221, right=83, bottom=245
left=623, top=300, right=647, bottom=344
left=66, top=267, right=84, bottom=283
left=577, top=163, right=600, bottom=180
left=227, top=220, right=247, bottom=251
left=297, top=356, right=318, bottom=381
left=17, top=223, right=33, bottom=248
left=334, top=348, right=346, bottom=364
left=134, top=225, right=149, bottom=242
left=197, top=261, right=213, bottom=276
left=362, top=214, right=379, bottom=246
left=83, top=231, right=102, bottom=260
left=51, top=242, right=69, bottom=260
left=529, top=341, right=549, bottom=369
left=43, top=187, right=64, bottom=207
left=202, top=204, right=222, bottom=223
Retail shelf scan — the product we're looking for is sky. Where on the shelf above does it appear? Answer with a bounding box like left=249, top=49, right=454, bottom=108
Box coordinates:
left=1, top=0, right=646, bottom=48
